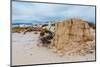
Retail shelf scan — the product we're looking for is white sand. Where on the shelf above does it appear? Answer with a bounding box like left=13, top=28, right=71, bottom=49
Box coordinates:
left=12, top=32, right=95, bottom=66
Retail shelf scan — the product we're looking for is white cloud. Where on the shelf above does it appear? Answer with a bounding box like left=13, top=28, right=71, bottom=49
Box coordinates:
left=12, top=1, right=95, bottom=23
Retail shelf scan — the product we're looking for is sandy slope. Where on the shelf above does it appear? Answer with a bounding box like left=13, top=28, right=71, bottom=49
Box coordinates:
left=12, top=32, right=95, bottom=65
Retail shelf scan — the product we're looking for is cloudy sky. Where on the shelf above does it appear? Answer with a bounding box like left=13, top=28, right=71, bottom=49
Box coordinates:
left=12, top=1, right=96, bottom=24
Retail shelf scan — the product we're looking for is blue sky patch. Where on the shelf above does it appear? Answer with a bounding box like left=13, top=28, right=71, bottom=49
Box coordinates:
left=12, top=1, right=96, bottom=24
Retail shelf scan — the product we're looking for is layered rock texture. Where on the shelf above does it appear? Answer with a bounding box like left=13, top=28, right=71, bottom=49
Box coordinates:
left=50, top=19, right=95, bottom=56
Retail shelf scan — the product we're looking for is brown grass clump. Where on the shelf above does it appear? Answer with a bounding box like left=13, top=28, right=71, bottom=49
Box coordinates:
left=12, top=26, right=42, bottom=33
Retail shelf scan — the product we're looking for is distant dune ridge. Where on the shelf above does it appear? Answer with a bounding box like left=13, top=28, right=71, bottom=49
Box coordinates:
left=49, top=18, right=95, bottom=56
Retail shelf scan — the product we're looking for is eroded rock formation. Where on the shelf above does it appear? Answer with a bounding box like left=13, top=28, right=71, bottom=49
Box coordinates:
left=50, top=19, right=95, bottom=56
